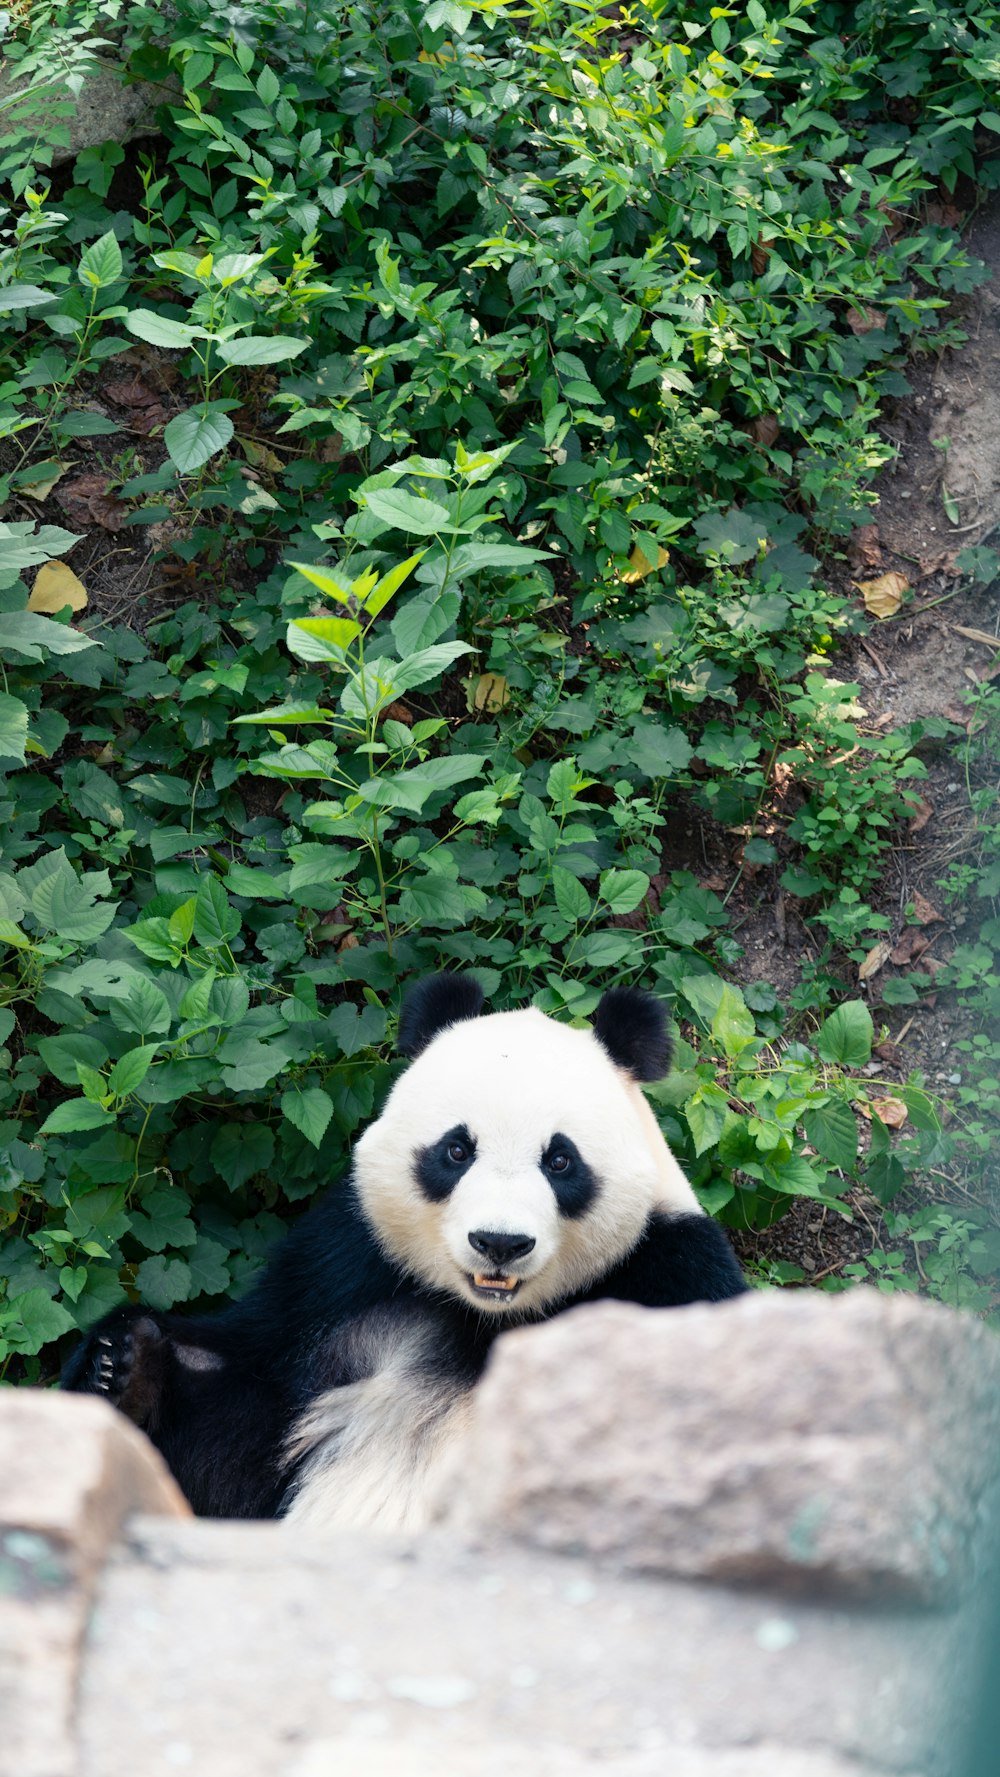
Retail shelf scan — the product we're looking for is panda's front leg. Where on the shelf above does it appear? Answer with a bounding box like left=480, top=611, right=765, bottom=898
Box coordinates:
left=62, top=1305, right=171, bottom=1430
left=587, top=1210, right=748, bottom=1307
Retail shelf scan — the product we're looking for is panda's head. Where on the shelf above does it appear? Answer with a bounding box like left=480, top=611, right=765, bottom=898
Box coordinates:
left=352, top=973, right=701, bottom=1318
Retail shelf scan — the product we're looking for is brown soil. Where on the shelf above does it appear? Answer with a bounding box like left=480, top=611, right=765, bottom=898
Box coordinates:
left=730, top=195, right=1000, bottom=1285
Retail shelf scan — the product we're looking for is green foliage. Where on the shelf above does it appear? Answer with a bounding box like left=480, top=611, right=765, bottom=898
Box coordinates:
left=0, top=0, right=996, bottom=1372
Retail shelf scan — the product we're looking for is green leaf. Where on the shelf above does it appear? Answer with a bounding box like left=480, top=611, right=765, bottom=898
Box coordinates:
left=126, top=309, right=205, bottom=348
left=210, top=1121, right=275, bottom=1190
left=816, top=1001, right=874, bottom=1068
left=78, top=230, right=123, bottom=288
left=215, top=336, right=308, bottom=364
left=186, top=1234, right=231, bottom=1297
left=135, top=1255, right=192, bottom=1309
left=364, top=552, right=424, bottom=617
left=802, top=1100, right=859, bottom=1171
left=0, top=693, right=28, bottom=765
left=131, top=1186, right=197, bottom=1253
left=361, top=754, right=486, bottom=814
left=164, top=407, right=235, bottom=474
left=281, top=1086, right=334, bottom=1149
left=710, top=983, right=756, bottom=1059
left=179, top=969, right=216, bottom=1021
left=107, top=1046, right=157, bottom=1097
left=552, top=865, right=592, bottom=924
left=169, top=899, right=197, bottom=945
left=3, top=1288, right=75, bottom=1353
left=38, top=1033, right=110, bottom=1085
left=124, top=917, right=183, bottom=965
left=107, top=974, right=173, bottom=1036
left=28, top=851, right=115, bottom=944
left=598, top=869, right=650, bottom=915
left=287, top=615, right=362, bottom=659
left=0, top=611, right=100, bottom=661
left=193, top=875, right=241, bottom=947
left=39, top=1098, right=117, bottom=1134
left=232, top=700, right=333, bottom=727
left=364, top=488, right=452, bottom=535
left=0, top=284, right=59, bottom=311
left=392, top=641, right=474, bottom=693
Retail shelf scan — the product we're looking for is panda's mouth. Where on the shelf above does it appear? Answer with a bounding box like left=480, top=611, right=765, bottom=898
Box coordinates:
left=469, top=1272, right=521, bottom=1302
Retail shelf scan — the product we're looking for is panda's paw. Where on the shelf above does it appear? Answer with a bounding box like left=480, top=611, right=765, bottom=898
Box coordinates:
left=62, top=1311, right=168, bottom=1424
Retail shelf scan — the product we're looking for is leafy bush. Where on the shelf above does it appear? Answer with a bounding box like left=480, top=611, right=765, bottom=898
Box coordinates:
left=0, top=0, right=996, bottom=1373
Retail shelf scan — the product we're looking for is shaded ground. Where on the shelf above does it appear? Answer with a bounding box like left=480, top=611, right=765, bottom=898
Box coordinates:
left=734, top=198, right=1000, bottom=1285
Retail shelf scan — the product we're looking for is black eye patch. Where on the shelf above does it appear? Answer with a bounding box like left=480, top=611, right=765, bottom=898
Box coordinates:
left=541, top=1133, right=598, bottom=1218
left=415, top=1124, right=476, bottom=1202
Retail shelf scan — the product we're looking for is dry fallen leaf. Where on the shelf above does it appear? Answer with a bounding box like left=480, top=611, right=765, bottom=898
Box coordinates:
left=750, top=414, right=780, bottom=447
left=847, top=524, right=881, bottom=572
left=104, top=376, right=158, bottom=408
left=19, top=459, right=68, bottom=501
left=858, top=939, right=893, bottom=981
left=871, top=1096, right=908, bottom=1129
left=28, top=561, right=88, bottom=614
left=952, top=624, right=1000, bottom=649
left=751, top=241, right=770, bottom=277
left=382, top=702, right=413, bottom=727
left=847, top=305, right=887, bottom=334
left=620, top=542, right=670, bottom=584
left=470, top=672, right=510, bottom=713
left=906, top=795, right=934, bottom=832
left=855, top=570, right=909, bottom=618
left=58, top=473, right=128, bottom=532
left=910, top=891, right=944, bottom=926
left=890, top=928, right=929, bottom=968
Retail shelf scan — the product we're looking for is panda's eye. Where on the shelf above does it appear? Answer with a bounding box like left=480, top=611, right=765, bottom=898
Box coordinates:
left=447, top=1139, right=470, bottom=1164
left=546, top=1150, right=572, bottom=1175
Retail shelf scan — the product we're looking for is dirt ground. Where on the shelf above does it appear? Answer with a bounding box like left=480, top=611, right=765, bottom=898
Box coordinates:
left=734, top=196, right=1000, bottom=1283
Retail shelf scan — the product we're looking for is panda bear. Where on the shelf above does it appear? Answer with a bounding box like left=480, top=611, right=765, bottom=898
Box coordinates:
left=62, top=973, right=746, bottom=1527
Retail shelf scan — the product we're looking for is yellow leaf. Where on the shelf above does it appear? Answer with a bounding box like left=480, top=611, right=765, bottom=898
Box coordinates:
left=855, top=571, right=908, bottom=619
left=620, top=543, right=670, bottom=584
left=19, top=459, right=68, bottom=500
left=28, top=562, right=88, bottom=614
left=469, top=672, right=510, bottom=713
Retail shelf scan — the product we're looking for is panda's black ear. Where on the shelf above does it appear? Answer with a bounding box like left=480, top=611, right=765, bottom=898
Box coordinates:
left=397, top=972, right=486, bottom=1059
left=593, top=986, right=672, bottom=1082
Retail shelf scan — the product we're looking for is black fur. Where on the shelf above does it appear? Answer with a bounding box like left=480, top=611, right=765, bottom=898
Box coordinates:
left=415, top=1124, right=476, bottom=1201
left=542, top=1134, right=598, bottom=1219
left=397, top=972, right=484, bottom=1058
left=593, top=985, right=672, bottom=1081
left=62, top=973, right=746, bottom=1519
left=62, top=1192, right=746, bottom=1517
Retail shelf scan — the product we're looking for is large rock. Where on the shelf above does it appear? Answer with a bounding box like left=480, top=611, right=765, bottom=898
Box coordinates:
left=79, top=1517, right=965, bottom=1777
left=0, top=54, right=176, bottom=165
left=440, top=1290, right=1000, bottom=1604
left=0, top=1391, right=187, bottom=1777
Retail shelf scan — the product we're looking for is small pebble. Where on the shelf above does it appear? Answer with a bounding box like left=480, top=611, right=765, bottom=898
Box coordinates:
left=755, top=1617, right=800, bottom=1652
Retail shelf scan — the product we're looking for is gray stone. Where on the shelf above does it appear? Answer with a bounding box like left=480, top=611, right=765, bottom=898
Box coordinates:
left=0, top=1391, right=187, bottom=1777
left=78, top=1518, right=970, bottom=1777
left=0, top=56, right=176, bottom=164
left=439, top=1290, right=1000, bottom=1604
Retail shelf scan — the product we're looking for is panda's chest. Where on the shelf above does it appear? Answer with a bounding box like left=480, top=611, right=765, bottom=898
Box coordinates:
left=281, top=1306, right=477, bottom=1533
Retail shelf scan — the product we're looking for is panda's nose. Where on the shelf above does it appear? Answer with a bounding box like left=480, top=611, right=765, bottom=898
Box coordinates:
left=468, top=1229, right=536, bottom=1266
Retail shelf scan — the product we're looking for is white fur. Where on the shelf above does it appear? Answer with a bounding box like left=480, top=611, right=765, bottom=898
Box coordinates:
left=353, top=1006, right=701, bottom=1319
left=284, top=1316, right=471, bottom=1533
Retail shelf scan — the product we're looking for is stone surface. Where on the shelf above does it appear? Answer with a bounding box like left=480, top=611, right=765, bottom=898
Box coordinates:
left=439, top=1290, right=1000, bottom=1604
left=0, top=1392, right=187, bottom=1777
left=0, top=58, right=176, bottom=163
left=78, top=1517, right=974, bottom=1777
left=286, top=1739, right=893, bottom=1777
